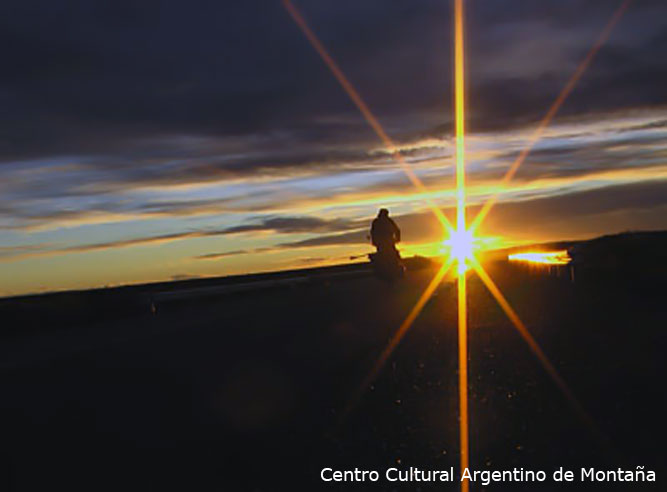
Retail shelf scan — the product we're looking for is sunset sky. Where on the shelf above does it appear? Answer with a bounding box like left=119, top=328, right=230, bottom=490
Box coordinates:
left=1, top=0, right=667, bottom=297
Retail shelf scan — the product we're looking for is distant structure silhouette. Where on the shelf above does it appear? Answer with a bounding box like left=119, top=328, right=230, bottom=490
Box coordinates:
left=370, top=208, right=401, bottom=259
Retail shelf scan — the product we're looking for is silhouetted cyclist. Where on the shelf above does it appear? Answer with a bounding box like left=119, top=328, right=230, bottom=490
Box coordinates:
left=370, top=208, right=401, bottom=259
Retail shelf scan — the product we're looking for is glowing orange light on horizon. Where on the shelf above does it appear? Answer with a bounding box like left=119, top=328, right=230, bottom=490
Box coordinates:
left=508, top=250, right=571, bottom=265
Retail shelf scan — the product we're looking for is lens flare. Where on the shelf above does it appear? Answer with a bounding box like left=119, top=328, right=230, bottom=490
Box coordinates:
left=283, top=0, right=629, bottom=486
left=453, top=0, right=469, bottom=489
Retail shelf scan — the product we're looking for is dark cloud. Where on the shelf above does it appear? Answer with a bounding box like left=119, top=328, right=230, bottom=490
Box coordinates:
left=222, top=216, right=358, bottom=235
left=2, top=0, right=667, bottom=287
left=0, top=214, right=363, bottom=259
left=398, top=178, right=667, bottom=244
left=4, top=178, right=666, bottom=265
left=276, top=178, right=667, bottom=250
left=195, top=250, right=250, bottom=260
left=64, top=215, right=360, bottom=251
left=0, top=0, right=665, bottom=169
left=195, top=247, right=275, bottom=261
left=480, top=179, right=667, bottom=239
left=279, top=229, right=368, bottom=248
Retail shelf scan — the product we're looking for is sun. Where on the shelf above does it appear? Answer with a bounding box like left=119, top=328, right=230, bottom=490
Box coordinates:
left=442, top=227, right=477, bottom=275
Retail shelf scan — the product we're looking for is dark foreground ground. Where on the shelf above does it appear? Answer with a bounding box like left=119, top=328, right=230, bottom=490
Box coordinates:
left=1, top=232, right=666, bottom=491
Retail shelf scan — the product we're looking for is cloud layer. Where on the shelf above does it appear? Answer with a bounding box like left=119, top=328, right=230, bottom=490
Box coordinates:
left=1, top=0, right=666, bottom=295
